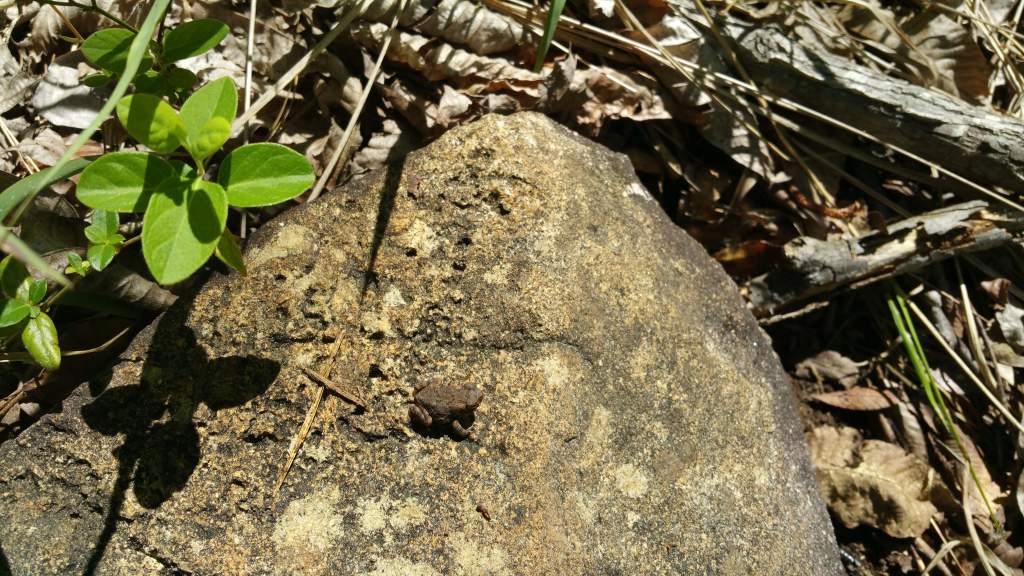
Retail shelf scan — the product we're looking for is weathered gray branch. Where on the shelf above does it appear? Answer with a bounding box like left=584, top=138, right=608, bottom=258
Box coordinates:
left=744, top=201, right=1024, bottom=318
left=719, top=20, right=1024, bottom=193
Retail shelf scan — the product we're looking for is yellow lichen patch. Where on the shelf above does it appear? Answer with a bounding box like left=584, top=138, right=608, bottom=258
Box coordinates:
left=449, top=533, right=511, bottom=576
left=357, top=496, right=429, bottom=534
left=398, top=219, right=439, bottom=257
left=357, top=496, right=391, bottom=533
left=249, top=225, right=315, bottom=267
left=482, top=262, right=511, bottom=285
left=533, top=352, right=569, bottom=389
left=361, top=557, right=441, bottom=576
left=613, top=463, right=650, bottom=499
left=272, top=490, right=343, bottom=575
left=391, top=498, right=428, bottom=530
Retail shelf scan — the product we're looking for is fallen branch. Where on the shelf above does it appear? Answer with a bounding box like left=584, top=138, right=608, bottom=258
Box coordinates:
left=744, top=201, right=1024, bottom=319
left=720, top=19, right=1024, bottom=195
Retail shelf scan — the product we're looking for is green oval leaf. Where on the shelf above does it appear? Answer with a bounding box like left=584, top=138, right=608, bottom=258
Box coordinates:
left=166, top=67, right=198, bottom=91
left=142, top=179, right=228, bottom=284
left=186, top=117, right=231, bottom=164
left=65, top=252, right=88, bottom=276
left=116, top=94, right=185, bottom=154
left=92, top=210, right=120, bottom=239
left=83, top=72, right=112, bottom=88
left=81, top=28, right=153, bottom=76
left=87, top=243, right=117, bottom=272
left=132, top=69, right=176, bottom=98
left=28, top=280, right=47, bottom=305
left=180, top=77, right=236, bottom=152
left=214, top=229, right=246, bottom=275
left=22, top=312, right=61, bottom=370
left=218, top=143, right=314, bottom=207
left=0, top=255, right=29, bottom=299
left=0, top=299, right=30, bottom=328
left=77, top=152, right=176, bottom=212
left=162, top=19, right=229, bottom=63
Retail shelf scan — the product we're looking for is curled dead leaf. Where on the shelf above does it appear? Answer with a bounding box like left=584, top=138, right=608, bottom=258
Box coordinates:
left=810, top=426, right=939, bottom=538
left=810, top=387, right=893, bottom=411
left=794, top=350, right=863, bottom=388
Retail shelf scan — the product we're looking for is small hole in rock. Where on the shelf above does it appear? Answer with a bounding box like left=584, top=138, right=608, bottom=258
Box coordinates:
left=405, top=248, right=418, bottom=257
left=453, top=260, right=467, bottom=271
left=368, top=364, right=386, bottom=379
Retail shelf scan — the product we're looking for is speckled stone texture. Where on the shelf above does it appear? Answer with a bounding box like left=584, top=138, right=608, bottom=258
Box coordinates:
left=0, top=113, right=842, bottom=575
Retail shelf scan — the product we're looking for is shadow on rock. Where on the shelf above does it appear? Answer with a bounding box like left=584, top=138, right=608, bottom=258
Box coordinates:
left=78, top=304, right=280, bottom=575
left=0, top=539, right=11, bottom=576
left=360, top=157, right=404, bottom=300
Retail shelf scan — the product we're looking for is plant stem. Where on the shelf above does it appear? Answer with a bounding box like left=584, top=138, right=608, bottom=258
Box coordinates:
left=37, top=0, right=137, bottom=32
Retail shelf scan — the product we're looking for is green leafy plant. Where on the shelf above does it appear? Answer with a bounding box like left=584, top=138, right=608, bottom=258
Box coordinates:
left=79, top=18, right=229, bottom=99
left=0, top=256, right=60, bottom=370
left=77, top=76, right=314, bottom=284
left=0, top=11, right=313, bottom=370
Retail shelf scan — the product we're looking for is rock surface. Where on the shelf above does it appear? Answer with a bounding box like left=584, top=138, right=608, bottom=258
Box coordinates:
left=0, top=113, right=842, bottom=575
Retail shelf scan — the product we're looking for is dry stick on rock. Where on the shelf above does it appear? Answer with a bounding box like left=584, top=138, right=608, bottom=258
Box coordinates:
left=745, top=201, right=1024, bottom=319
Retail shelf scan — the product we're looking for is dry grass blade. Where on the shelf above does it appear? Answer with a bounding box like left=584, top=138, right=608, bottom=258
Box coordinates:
left=962, top=466, right=997, bottom=576
left=958, top=275, right=999, bottom=397
left=232, top=0, right=370, bottom=135
left=272, top=385, right=323, bottom=495
left=243, top=0, right=257, bottom=142
left=308, top=0, right=407, bottom=201
left=906, top=298, right=1024, bottom=435
left=920, top=536, right=960, bottom=575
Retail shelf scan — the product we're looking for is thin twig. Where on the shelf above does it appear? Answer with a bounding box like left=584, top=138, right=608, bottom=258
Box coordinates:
left=962, top=467, right=997, bottom=576
left=243, top=0, right=257, bottom=144
left=0, top=326, right=132, bottom=362
left=231, top=0, right=369, bottom=136
left=37, top=0, right=136, bottom=31
left=301, top=366, right=365, bottom=408
left=308, top=0, right=405, bottom=201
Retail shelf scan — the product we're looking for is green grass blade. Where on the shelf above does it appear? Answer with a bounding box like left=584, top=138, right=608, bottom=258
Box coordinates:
left=0, top=158, right=90, bottom=222
left=888, top=289, right=999, bottom=530
left=532, top=0, right=567, bottom=72
left=0, top=229, right=67, bottom=285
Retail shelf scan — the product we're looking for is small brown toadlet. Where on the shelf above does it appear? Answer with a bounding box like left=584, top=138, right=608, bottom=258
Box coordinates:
left=409, top=381, right=483, bottom=439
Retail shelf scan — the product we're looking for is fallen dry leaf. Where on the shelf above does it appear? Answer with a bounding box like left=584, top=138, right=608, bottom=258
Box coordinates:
left=31, top=53, right=103, bottom=130
left=795, top=350, right=863, bottom=388
left=810, top=387, right=893, bottom=411
left=810, top=426, right=939, bottom=538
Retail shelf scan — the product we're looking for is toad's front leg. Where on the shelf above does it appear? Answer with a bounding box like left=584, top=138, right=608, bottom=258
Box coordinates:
left=409, top=404, right=433, bottom=428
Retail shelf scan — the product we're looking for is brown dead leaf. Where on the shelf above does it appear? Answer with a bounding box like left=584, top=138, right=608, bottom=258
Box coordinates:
left=996, top=303, right=1024, bottom=352
left=795, top=350, right=863, bottom=388
left=981, top=278, right=1011, bottom=305
left=810, top=426, right=939, bottom=538
left=557, top=67, right=672, bottom=134
left=837, top=1, right=990, bottom=102
left=902, top=12, right=991, bottom=103
left=349, top=23, right=540, bottom=93
left=810, top=387, right=893, bottom=411
left=350, top=119, right=420, bottom=175
left=355, top=0, right=528, bottom=55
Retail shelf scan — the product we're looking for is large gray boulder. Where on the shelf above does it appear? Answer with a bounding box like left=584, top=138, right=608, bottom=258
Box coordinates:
left=0, top=113, right=842, bottom=575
